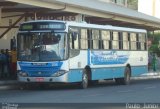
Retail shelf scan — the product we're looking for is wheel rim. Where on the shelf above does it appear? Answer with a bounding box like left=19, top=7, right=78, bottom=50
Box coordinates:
left=82, top=73, right=88, bottom=88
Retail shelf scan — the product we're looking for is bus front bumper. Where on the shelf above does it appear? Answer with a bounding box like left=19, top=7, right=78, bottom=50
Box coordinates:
left=18, top=73, right=68, bottom=83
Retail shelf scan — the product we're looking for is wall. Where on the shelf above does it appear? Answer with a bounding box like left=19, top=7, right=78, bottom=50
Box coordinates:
left=138, top=0, right=160, bottom=19
left=0, top=12, right=83, bottom=50
left=155, top=0, right=160, bottom=18
left=0, top=12, right=25, bottom=50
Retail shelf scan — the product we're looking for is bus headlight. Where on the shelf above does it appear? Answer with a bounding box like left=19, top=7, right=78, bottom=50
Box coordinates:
left=52, top=70, right=67, bottom=77
left=18, top=71, right=28, bottom=77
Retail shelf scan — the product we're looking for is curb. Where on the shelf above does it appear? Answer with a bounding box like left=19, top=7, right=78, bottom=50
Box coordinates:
left=131, top=76, right=160, bottom=80
left=0, top=80, right=18, bottom=90
left=0, top=85, right=17, bottom=90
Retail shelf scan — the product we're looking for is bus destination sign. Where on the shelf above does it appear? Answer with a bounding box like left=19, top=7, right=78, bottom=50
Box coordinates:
left=21, top=24, right=33, bottom=30
left=39, top=23, right=64, bottom=29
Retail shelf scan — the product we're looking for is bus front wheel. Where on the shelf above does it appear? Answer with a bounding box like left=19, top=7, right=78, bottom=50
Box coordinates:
left=80, top=70, right=89, bottom=89
left=123, top=66, right=131, bottom=85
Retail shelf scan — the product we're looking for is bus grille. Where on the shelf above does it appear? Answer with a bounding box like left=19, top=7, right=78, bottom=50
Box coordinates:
left=21, top=66, right=60, bottom=77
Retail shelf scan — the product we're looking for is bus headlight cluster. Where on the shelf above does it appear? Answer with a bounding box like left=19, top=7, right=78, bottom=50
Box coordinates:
left=52, top=70, right=67, bottom=77
left=18, top=71, right=28, bottom=77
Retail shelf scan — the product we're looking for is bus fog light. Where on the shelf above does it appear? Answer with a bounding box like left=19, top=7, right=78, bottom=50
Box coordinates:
left=52, top=70, right=67, bottom=77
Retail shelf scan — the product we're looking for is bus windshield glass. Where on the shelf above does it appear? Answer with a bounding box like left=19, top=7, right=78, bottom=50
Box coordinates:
left=17, top=32, right=68, bottom=61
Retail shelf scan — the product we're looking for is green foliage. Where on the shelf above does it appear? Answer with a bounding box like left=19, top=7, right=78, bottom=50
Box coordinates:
left=148, top=32, right=160, bottom=55
left=149, top=44, right=159, bottom=52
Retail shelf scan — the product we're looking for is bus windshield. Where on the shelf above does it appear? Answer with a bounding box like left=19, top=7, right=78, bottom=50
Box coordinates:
left=17, top=32, right=68, bottom=61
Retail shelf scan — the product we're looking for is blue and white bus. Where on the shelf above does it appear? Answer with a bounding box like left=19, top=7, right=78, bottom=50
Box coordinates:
left=17, top=20, right=148, bottom=88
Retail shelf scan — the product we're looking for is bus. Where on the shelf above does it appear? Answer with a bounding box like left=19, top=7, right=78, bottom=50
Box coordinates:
left=17, top=20, right=148, bottom=89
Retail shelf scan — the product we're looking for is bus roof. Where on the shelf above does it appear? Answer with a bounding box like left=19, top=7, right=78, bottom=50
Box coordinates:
left=21, top=20, right=147, bottom=33
left=66, top=21, right=147, bottom=33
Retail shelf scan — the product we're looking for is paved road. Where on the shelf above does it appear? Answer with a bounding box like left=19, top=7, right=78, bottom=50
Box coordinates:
left=0, top=79, right=160, bottom=104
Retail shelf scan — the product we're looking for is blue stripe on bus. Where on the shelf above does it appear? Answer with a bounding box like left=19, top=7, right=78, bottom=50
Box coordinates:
left=91, top=67, right=124, bottom=80
left=19, top=61, right=63, bottom=77
left=67, top=69, right=82, bottom=82
left=91, top=66, right=148, bottom=80
left=67, top=65, right=148, bottom=82
left=131, top=66, right=148, bottom=77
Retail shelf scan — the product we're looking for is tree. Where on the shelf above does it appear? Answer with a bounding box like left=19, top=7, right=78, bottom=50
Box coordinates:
left=148, top=32, right=160, bottom=56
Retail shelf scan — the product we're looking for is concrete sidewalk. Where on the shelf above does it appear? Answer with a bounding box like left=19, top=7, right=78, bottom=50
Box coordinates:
left=132, top=70, right=160, bottom=80
left=0, top=80, right=18, bottom=90
left=0, top=80, right=18, bottom=86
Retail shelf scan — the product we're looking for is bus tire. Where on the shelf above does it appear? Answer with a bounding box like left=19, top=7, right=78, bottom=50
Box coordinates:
left=80, top=69, right=89, bottom=89
left=115, top=67, right=131, bottom=85
left=122, top=66, right=131, bottom=85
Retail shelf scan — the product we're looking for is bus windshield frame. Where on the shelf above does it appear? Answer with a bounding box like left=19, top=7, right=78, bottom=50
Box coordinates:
left=17, top=32, right=68, bottom=62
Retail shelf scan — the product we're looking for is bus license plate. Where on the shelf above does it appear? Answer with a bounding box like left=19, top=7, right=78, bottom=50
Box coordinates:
left=35, top=78, right=44, bottom=82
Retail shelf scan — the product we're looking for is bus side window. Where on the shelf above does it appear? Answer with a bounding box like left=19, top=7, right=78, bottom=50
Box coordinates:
left=69, top=32, right=79, bottom=49
left=80, top=29, right=88, bottom=49
left=144, top=34, right=147, bottom=50
left=136, top=34, right=141, bottom=50
left=101, top=30, right=110, bottom=50
left=122, top=32, right=129, bottom=50
left=130, top=33, right=137, bottom=50
left=91, top=29, right=100, bottom=49
left=112, top=31, right=119, bottom=50
left=87, top=29, right=91, bottom=49
left=119, top=32, right=123, bottom=50
left=139, top=33, right=146, bottom=50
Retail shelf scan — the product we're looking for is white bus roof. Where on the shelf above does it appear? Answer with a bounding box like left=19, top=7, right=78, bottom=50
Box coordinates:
left=21, top=20, right=147, bottom=33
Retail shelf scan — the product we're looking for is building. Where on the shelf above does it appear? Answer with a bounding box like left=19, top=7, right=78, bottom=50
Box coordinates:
left=138, top=0, right=160, bottom=19
left=0, top=0, right=160, bottom=49
left=99, top=0, right=138, bottom=10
